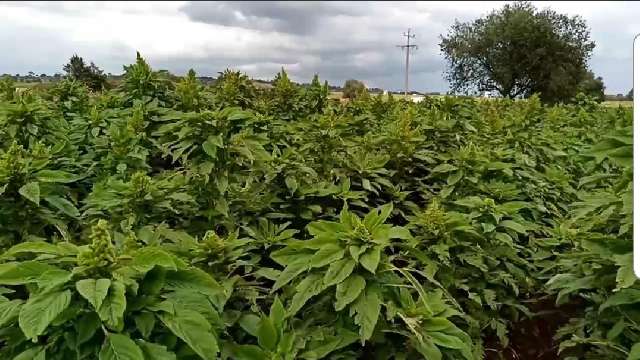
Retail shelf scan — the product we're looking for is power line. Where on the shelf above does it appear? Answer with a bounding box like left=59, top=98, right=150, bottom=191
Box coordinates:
left=396, top=28, right=417, bottom=97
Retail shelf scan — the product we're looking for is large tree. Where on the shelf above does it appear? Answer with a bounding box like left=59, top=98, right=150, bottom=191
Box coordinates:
left=63, top=54, right=108, bottom=91
left=577, top=71, right=605, bottom=102
left=440, top=1, right=595, bottom=103
left=342, top=79, right=366, bottom=100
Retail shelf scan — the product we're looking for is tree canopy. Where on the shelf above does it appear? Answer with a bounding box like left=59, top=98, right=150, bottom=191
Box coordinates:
left=63, top=54, right=108, bottom=91
left=440, top=1, right=595, bottom=103
left=342, top=79, right=366, bottom=99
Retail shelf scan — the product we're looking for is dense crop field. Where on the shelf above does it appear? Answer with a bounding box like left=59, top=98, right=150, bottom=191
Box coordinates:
left=0, top=55, right=635, bottom=360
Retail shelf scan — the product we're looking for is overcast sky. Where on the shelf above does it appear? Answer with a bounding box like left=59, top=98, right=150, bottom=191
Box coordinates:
left=0, top=1, right=637, bottom=93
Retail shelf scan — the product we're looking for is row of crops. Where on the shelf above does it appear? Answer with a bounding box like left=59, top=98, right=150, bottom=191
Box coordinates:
left=0, top=54, right=635, bottom=359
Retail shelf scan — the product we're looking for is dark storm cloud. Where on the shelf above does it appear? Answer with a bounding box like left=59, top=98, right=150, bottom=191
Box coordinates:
left=179, top=1, right=364, bottom=35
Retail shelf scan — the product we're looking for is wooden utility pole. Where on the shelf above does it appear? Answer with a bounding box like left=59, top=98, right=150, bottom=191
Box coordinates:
left=397, top=28, right=417, bottom=97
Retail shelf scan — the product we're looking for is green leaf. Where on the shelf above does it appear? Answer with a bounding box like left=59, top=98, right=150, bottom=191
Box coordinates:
left=35, top=170, right=81, bottom=183
left=351, top=286, right=381, bottom=342
left=164, top=268, right=227, bottom=311
left=77, top=312, right=101, bottom=345
left=131, top=247, right=181, bottom=273
left=388, top=226, right=412, bottom=240
left=36, top=269, right=71, bottom=291
left=98, top=281, right=127, bottom=331
left=202, top=139, right=219, bottom=158
left=431, top=163, right=458, bottom=173
left=14, top=347, right=46, bottom=360
left=137, top=340, right=176, bottom=360
left=272, top=259, right=309, bottom=292
left=359, top=247, right=381, bottom=274
left=229, top=345, right=268, bottom=360
left=285, top=175, right=298, bottom=194
left=0, top=262, right=58, bottom=285
left=628, top=343, right=640, bottom=360
left=76, top=278, right=111, bottom=310
left=159, top=309, right=219, bottom=360
left=414, top=339, right=442, bottom=360
left=3, top=241, right=74, bottom=258
left=238, top=314, right=261, bottom=337
left=614, top=254, right=637, bottom=289
left=269, top=296, right=285, bottom=332
left=99, top=333, right=144, bottom=360
left=323, top=258, right=356, bottom=287
left=257, top=317, right=278, bottom=351
left=0, top=299, right=22, bottom=327
left=335, top=274, right=366, bottom=311
left=309, top=245, right=345, bottom=268
left=429, top=332, right=465, bottom=349
left=135, top=312, right=156, bottom=338
left=19, top=289, right=71, bottom=340
left=44, top=196, right=80, bottom=217
left=288, top=273, right=325, bottom=316
left=18, top=182, right=40, bottom=205
left=498, top=220, right=528, bottom=234
left=600, top=289, right=640, bottom=312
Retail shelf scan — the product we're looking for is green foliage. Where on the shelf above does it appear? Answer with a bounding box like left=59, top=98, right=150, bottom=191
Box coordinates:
left=63, top=54, right=108, bottom=92
left=343, top=79, right=367, bottom=100
left=0, top=52, right=633, bottom=360
left=440, top=1, right=595, bottom=103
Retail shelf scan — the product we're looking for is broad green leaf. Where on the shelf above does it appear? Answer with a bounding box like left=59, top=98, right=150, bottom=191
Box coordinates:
left=309, top=245, right=345, bottom=268
left=238, top=314, right=261, bottom=337
left=135, top=312, right=156, bottom=338
left=35, top=169, right=81, bottom=183
left=44, top=196, right=80, bottom=217
left=600, top=289, right=640, bottom=312
left=77, top=312, right=101, bottom=345
left=14, top=347, right=46, bottom=360
left=98, top=281, right=127, bottom=331
left=137, top=340, right=176, bottom=360
left=202, top=139, right=219, bottom=158
left=269, top=296, right=285, bottom=332
left=0, top=262, right=59, bottom=285
left=429, top=332, right=465, bottom=349
left=0, top=299, right=22, bottom=327
left=76, top=278, right=111, bottom=310
left=498, top=220, right=528, bottom=234
left=272, top=259, right=309, bottom=292
left=230, top=345, right=268, bottom=360
left=288, top=273, right=325, bottom=316
left=335, top=274, right=366, bottom=311
left=99, top=333, right=144, bottom=360
left=359, top=247, right=381, bottom=274
left=131, top=247, right=181, bottom=272
left=431, top=163, right=458, bottom=173
left=3, top=241, right=74, bottom=258
left=164, top=268, right=227, bottom=311
left=614, top=254, right=637, bottom=289
left=18, top=182, right=39, bottom=205
left=36, top=269, right=72, bottom=290
left=257, top=317, right=278, bottom=351
left=285, top=175, right=298, bottom=194
left=323, top=258, right=356, bottom=287
left=414, top=338, right=442, bottom=360
left=159, top=309, right=219, bottom=360
left=19, top=289, right=71, bottom=340
left=629, top=343, right=640, bottom=360
left=388, top=226, right=412, bottom=240
left=352, top=286, right=381, bottom=342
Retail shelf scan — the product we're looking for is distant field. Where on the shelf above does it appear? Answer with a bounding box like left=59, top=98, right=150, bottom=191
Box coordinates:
left=603, top=100, right=633, bottom=107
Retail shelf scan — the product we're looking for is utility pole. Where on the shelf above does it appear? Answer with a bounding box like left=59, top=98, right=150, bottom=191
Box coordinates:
left=397, top=28, right=417, bottom=97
